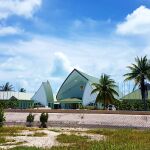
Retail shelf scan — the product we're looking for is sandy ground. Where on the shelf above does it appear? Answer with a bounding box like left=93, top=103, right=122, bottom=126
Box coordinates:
left=0, top=127, right=104, bottom=149
left=5, top=112, right=150, bottom=128
left=0, top=130, right=59, bottom=149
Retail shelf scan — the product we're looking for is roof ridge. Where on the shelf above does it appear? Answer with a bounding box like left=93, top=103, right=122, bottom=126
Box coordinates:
left=75, top=69, right=99, bottom=83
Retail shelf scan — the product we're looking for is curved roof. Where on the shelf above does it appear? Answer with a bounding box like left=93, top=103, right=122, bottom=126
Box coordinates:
left=56, top=69, right=99, bottom=100
left=43, top=81, right=54, bottom=103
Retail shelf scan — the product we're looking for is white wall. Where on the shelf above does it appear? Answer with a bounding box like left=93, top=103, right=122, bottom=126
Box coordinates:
left=82, top=83, right=97, bottom=106
left=32, top=84, right=48, bottom=106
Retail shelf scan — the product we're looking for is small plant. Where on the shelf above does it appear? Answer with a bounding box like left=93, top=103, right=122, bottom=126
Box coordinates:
left=26, top=113, right=34, bottom=127
left=0, top=107, right=5, bottom=127
left=40, top=112, right=48, bottom=128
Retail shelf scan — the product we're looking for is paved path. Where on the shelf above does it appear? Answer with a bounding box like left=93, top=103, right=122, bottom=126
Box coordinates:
left=5, top=112, right=150, bottom=128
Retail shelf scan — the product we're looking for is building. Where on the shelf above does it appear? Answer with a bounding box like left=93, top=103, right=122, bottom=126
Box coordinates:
left=32, top=81, right=54, bottom=108
left=120, top=83, right=150, bottom=103
left=56, top=69, right=101, bottom=109
left=0, top=91, right=34, bottom=109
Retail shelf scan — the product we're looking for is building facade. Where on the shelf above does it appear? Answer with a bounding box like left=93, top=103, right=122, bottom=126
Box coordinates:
left=56, top=69, right=100, bottom=109
left=0, top=91, right=34, bottom=109
left=32, top=81, right=54, bottom=108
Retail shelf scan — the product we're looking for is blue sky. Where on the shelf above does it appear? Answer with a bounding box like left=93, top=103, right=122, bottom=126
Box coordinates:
left=0, top=0, right=150, bottom=94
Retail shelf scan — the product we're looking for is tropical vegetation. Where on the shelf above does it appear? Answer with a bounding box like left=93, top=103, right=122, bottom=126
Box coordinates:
left=26, top=113, right=35, bottom=127
left=0, top=82, right=13, bottom=91
left=0, top=106, right=5, bottom=127
left=91, top=74, right=119, bottom=109
left=40, top=112, right=49, bottom=128
left=19, top=88, right=26, bottom=92
left=124, top=56, right=150, bottom=111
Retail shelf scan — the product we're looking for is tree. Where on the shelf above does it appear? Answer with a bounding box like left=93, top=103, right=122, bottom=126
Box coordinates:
left=40, top=112, right=48, bottom=128
left=19, top=88, right=26, bottom=92
left=0, top=107, right=5, bottom=127
left=124, top=56, right=150, bottom=111
left=91, top=74, right=119, bottom=109
left=0, top=82, right=13, bottom=91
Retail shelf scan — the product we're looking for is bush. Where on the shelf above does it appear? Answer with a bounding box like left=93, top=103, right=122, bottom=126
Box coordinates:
left=26, top=113, right=34, bottom=127
left=0, top=107, right=5, bottom=127
left=40, top=112, right=48, bottom=128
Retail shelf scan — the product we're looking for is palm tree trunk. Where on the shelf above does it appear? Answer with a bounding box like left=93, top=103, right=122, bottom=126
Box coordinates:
left=141, top=77, right=147, bottom=111
left=103, top=97, right=106, bottom=110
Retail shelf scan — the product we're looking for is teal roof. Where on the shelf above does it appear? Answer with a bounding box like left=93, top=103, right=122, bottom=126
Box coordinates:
left=78, top=70, right=99, bottom=84
left=43, top=81, right=54, bottom=103
left=121, top=90, right=150, bottom=100
left=59, top=98, right=82, bottom=104
left=56, top=69, right=99, bottom=100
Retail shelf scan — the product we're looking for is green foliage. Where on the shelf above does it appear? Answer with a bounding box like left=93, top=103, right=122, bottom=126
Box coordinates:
left=91, top=74, right=119, bottom=109
left=26, top=113, right=34, bottom=123
left=124, top=56, right=150, bottom=111
left=0, top=107, right=5, bottom=127
left=19, top=88, right=26, bottom=92
left=56, top=134, right=89, bottom=143
left=51, top=129, right=150, bottom=150
left=27, top=132, right=47, bottom=137
left=116, top=100, right=150, bottom=111
left=9, top=147, right=42, bottom=150
left=26, top=113, right=34, bottom=127
left=0, top=100, right=19, bottom=109
left=0, top=82, right=13, bottom=91
left=40, top=112, right=48, bottom=128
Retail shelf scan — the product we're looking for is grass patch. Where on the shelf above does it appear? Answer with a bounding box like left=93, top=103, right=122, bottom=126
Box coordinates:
left=0, top=137, right=9, bottom=144
left=9, top=146, right=44, bottom=150
left=27, top=132, right=47, bottom=137
left=56, top=134, right=89, bottom=144
left=51, top=129, right=150, bottom=150
left=49, top=129, right=61, bottom=132
left=0, top=126, right=41, bottom=136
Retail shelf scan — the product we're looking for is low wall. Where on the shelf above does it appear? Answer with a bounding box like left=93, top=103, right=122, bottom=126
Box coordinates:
left=5, top=109, right=150, bottom=115
left=5, top=112, right=150, bottom=129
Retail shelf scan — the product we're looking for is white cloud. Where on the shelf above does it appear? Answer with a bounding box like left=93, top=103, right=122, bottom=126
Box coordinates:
left=0, top=26, right=23, bottom=36
left=0, top=34, right=145, bottom=93
left=116, top=5, right=150, bottom=35
left=50, top=52, right=73, bottom=77
left=0, top=0, right=42, bottom=19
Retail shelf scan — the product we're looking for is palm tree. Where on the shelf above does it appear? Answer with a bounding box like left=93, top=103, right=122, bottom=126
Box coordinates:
left=19, top=88, right=26, bottom=92
left=124, top=56, right=150, bottom=111
left=91, top=74, right=119, bottom=110
left=0, top=82, right=13, bottom=91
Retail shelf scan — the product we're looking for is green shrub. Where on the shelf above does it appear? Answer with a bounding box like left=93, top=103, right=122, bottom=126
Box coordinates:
left=40, top=112, right=48, bottom=128
left=26, top=113, right=34, bottom=127
left=0, top=107, right=5, bottom=127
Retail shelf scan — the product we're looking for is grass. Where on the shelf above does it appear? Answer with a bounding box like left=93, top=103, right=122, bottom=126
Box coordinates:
left=0, top=126, right=41, bottom=136
left=51, top=129, right=150, bottom=150
left=9, top=146, right=43, bottom=150
left=56, top=134, right=89, bottom=144
left=0, top=137, right=10, bottom=144
left=27, top=132, right=47, bottom=137
left=1, top=127, right=150, bottom=150
left=49, top=129, right=61, bottom=132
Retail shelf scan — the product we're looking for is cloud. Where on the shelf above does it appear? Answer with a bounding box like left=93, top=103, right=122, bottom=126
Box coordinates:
left=0, top=26, right=23, bottom=36
left=0, top=34, right=145, bottom=93
left=0, top=0, right=42, bottom=20
left=50, top=52, right=73, bottom=77
left=116, top=6, right=150, bottom=35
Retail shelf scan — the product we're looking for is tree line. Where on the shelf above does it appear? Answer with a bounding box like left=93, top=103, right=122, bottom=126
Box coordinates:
left=92, top=56, right=150, bottom=111
left=0, top=82, right=26, bottom=92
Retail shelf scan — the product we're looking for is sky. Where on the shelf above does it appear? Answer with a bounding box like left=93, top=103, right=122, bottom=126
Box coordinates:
left=0, top=0, right=150, bottom=94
